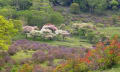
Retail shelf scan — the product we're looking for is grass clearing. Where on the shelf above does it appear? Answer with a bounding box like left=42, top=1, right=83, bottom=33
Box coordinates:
left=11, top=50, right=35, bottom=62
left=94, top=65, right=120, bottom=72
left=13, top=34, right=92, bottom=48
left=98, top=27, right=120, bottom=37
left=38, top=37, right=92, bottom=48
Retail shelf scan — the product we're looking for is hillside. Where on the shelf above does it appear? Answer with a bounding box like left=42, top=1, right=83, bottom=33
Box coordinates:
left=0, top=0, right=120, bottom=72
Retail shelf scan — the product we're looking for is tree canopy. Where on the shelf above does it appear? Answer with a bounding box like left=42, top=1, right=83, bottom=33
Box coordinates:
left=0, top=16, right=17, bottom=50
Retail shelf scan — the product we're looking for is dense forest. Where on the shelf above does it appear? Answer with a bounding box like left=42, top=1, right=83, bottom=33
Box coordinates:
left=0, top=0, right=120, bottom=72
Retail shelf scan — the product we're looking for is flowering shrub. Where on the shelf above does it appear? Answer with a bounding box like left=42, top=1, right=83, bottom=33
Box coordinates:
left=0, top=51, right=16, bottom=71
left=41, top=28, right=56, bottom=40
left=24, top=24, right=57, bottom=40
left=86, top=36, right=120, bottom=69
left=32, top=65, right=54, bottom=72
left=72, top=22, right=106, bottom=43
left=19, top=64, right=33, bottom=72
left=72, top=23, right=96, bottom=36
left=8, top=40, right=52, bottom=54
left=55, top=30, right=70, bottom=40
left=23, top=26, right=38, bottom=33
left=12, top=20, right=23, bottom=32
left=73, top=23, right=96, bottom=29
left=40, top=24, right=70, bottom=40
left=54, top=59, right=89, bottom=72
left=32, top=50, right=47, bottom=63
left=55, top=30, right=70, bottom=35
left=41, top=24, right=58, bottom=32
left=54, top=60, right=74, bottom=72
left=27, top=30, right=42, bottom=38
left=19, top=64, right=54, bottom=72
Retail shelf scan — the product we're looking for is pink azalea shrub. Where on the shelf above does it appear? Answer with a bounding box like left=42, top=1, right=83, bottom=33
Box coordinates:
left=40, top=28, right=56, bottom=40
left=23, top=26, right=38, bottom=33
left=41, top=23, right=58, bottom=32
left=40, top=24, right=70, bottom=40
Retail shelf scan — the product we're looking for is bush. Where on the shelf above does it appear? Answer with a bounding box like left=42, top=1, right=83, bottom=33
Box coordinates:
left=32, top=50, right=47, bottom=63
left=54, top=60, right=74, bottom=72
left=0, top=7, right=16, bottom=19
left=74, top=62, right=88, bottom=72
left=19, top=64, right=33, bottom=72
left=70, top=3, right=80, bottom=14
left=11, top=0, right=32, bottom=10
left=114, top=56, right=120, bottom=64
left=110, top=0, right=119, bottom=10
left=11, top=19, right=23, bottom=32
left=72, top=23, right=105, bottom=43
left=49, top=12, right=64, bottom=26
left=0, top=51, right=16, bottom=71
left=54, top=60, right=89, bottom=72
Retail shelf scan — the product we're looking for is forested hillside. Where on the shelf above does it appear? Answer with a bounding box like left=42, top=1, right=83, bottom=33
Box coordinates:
left=0, top=0, right=120, bottom=27
left=0, top=0, right=120, bottom=72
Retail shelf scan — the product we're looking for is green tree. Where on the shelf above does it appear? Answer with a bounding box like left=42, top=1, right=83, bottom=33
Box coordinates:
left=70, top=3, right=80, bottom=14
left=87, top=0, right=107, bottom=13
left=31, top=0, right=53, bottom=12
left=11, top=19, right=23, bottom=32
left=17, top=10, right=64, bottom=27
left=0, top=7, right=16, bottom=19
left=17, top=10, right=50, bottom=27
left=73, top=0, right=88, bottom=11
left=110, top=0, right=119, bottom=10
left=49, top=12, right=64, bottom=26
left=11, top=0, right=32, bottom=10
left=0, top=16, right=17, bottom=50
left=50, top=0, right=73, bottom=6
left=0, top=0, right=12, bottom=7
left=73, top=0, right=109, bottom=13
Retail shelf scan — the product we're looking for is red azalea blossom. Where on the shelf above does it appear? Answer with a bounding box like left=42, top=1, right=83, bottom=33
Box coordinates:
left=114, top=35, right=118, bottom=39
left=96, top=42, right=104, bottom=47
left=84, top=58, right=91, bottom=64
left=110, top=39, right=118, bottom=46
left=109, top=50, right=114, bottom=54
left=103, top=47, right=107, bottom=50
left=118, top=54, right=120, bottom=56
left=44, top=24, right=58, bottom=31
left=86, top=51, right=92, bottom=57
left=98, top=55, right=102, bottom=58
left=79, top=58, right=85, bottom=62
left=117, top=43, right=120, bottom=48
